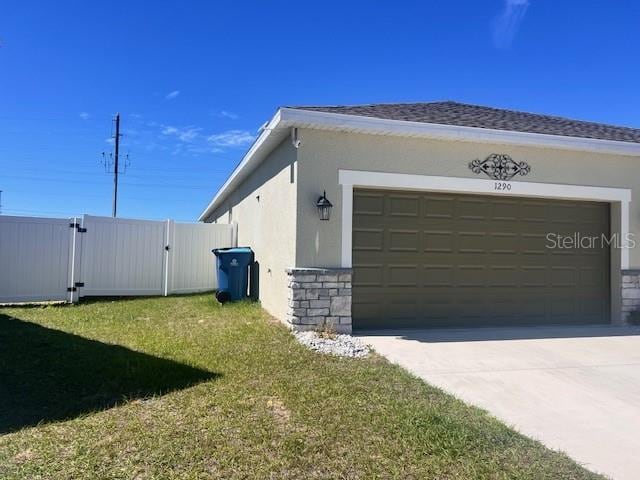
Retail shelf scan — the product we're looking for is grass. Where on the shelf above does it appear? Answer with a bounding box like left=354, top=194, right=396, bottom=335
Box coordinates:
left=0, top=294, right=602, bottom=479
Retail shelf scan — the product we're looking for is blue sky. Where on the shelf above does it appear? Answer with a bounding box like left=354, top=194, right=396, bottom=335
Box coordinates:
left=1, top=0, right=639, bottom=221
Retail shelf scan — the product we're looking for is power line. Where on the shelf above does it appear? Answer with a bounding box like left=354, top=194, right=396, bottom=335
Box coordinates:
left=0, top=174, right=214, bottom=189
left=0, top=165, right=230, bottom=179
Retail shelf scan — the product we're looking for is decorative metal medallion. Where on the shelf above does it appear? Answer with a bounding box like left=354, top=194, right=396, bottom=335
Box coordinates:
left=469, top=154, right=531, bottom=181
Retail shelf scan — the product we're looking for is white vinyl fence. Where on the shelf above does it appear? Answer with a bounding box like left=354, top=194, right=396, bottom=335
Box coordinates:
left=0, top=216, right=73, bottom=303
left=0, top=214, right=235, bottom=303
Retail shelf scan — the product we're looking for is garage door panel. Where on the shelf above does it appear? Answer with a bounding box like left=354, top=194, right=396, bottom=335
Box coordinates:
left=424, top=196, right=455, bottom=218
left=549, top=204, right=578, bottom=223
left=521, top=202, right=548, bottom=222
left=488, top=266, right=520, bottom=286
left=353, top=228, right=384, bottom=251
left=491, top=200, right=520, bottom=220
left=487, top=252, right=522, bottom=265
left=387, top=264, right=420, bottom=286
left=457, top=198, right=490, bottom=219
left=575, top=204, right=609, bottom=223
left=550, top=266, right=578, bottom=286
left=457, top=231, right=487, bottom=253
left=521, top=266, right=547, bottom=287
left=550, top=298, right=578, bottom=318
left=353, top=189, right=610, bottom=329
left=423, top=230, right=454, bottom=253
left=389, top=195, right=420, bottom=217
left=388, top=229, right=420, bottom=251
left=521, top=233, right=548, bottom=253
left=456, top=266, right=487, bottom=287
left=489, top=232, right=519, bottom=254
left=353, top=193, right=384, bottom=215
left=352, top=264, right=384, bottom=287
left=424, top=265, right=455, bottom=286
left=579, top=266, right=606, bottom=287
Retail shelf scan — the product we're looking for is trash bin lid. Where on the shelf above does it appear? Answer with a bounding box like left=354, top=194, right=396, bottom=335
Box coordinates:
left=212, top=246, right=253, bottom=255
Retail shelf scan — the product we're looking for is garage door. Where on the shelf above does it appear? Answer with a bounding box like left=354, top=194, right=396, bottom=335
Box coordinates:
left=352, top=189, right=610, bottom=329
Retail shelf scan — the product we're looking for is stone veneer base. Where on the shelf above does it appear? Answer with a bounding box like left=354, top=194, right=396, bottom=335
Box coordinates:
left=286, top=269, right=640, bottom=329
left=622, top=270, right=640, bottom=324
left=286, top=268, right=352, bottom=334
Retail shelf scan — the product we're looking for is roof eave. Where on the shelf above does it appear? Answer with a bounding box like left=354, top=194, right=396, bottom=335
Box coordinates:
left=198, top=109, right=288, bottom=221
left=281, top=107, right=640, bottom=156
left=198, top=107, right=640, bottom=221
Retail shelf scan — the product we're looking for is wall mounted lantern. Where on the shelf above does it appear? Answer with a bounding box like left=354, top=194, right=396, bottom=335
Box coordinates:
left=316, top=191, right=333, bottom=221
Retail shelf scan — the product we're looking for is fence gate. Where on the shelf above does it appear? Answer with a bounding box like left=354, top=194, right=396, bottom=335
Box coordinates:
left=78, top=215, right=167, bottom=297
left=0, top=215, right=74, bottom=303
left=0, top=214, right=235, bottom=303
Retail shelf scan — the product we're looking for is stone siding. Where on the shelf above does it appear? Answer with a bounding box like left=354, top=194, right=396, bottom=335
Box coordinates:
left=286, top=268, right=352, bottom=333
left=622, top=270, right=640, bottom=324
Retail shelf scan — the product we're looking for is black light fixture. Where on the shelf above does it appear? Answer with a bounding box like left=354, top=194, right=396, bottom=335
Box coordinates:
left=316, top=190, right=333, bottom=221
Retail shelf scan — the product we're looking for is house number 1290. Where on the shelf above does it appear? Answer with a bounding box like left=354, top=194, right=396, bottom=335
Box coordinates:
left=494, top=182, right=512, bottom=191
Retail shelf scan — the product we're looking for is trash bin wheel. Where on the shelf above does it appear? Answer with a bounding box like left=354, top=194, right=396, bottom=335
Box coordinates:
left=215, top=290, right=231, bottom=304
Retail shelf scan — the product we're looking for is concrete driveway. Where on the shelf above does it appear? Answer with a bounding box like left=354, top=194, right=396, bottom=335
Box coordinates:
left=358, top=326, right=640, bottom=480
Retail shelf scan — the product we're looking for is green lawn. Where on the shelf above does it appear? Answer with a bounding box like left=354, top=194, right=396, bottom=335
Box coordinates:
left=0, top=294, right=601, bottom=479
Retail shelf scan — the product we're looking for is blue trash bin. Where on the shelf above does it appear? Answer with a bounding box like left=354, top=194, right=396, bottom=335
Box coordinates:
left=212, top=247, right=254, bottom=303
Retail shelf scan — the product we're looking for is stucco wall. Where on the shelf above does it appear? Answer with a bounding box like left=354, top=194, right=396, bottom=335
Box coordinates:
left=295, top=128, right=640, bottom=270
left=205, top=138, right=297, bottom=320
left=204, top=127, right=640, bottom=324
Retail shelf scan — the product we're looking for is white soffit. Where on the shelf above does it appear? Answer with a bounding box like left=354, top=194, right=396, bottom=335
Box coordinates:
left=279, top=108, right=640, bottom=157
left=198, top=110, right=289, bottom=221
left=199, top=107, right=640, bottom=221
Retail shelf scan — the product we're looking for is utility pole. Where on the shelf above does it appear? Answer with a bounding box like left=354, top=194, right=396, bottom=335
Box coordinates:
left=100, top=114, right=129, bottom=216
left=112, top=113, right=121, bottom=217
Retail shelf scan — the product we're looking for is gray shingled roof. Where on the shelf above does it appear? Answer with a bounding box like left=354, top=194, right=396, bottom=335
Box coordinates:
left=291, top=101, right=640, bottom=144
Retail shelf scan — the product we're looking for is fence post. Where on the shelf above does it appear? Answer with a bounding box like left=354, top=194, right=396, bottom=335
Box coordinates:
left=68, top=216, right=83, bottom=303
left=232, top=222, right=238, bottom=247
left=68, top=217, right=76, bottom=303
left=163, top=219, right=174, bottom=296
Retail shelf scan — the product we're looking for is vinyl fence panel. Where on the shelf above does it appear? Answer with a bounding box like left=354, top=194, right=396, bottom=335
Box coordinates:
left=167, top=222, right=235, bottom=294
left=79, top=215, right=167, bottom=296
left=0, top=215, right=72, bottom=302
left=0, top=214, right=235, bottom=302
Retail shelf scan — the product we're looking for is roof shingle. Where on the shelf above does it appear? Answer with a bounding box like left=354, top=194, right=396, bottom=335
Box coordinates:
left=291, top=101, right=640, bottom=144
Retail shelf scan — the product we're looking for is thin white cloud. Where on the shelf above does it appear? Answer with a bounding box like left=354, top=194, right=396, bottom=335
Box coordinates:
left=105, top=137, right=115, bottom=145
left=220, top=110, right=238, bottom=120
left=207, top=129, right=254, bottom=147
left=492, top=0, right=530, bottom=49
left=161, top=125, right=202, bottom=142
left=145, top=121, right=255, bottom=156
left=213, top=110, right=239, bottom=120
left=79, top=112, right=90, bottom=120
left=162, top=126, right=179, bottom=135
left=165, top=90, right=180, bottom=100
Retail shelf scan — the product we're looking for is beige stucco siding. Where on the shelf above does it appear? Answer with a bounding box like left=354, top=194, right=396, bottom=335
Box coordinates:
left=205, top=138, right=298, bottom=320
left=203, top=127, right=639, bottom=325
left=295, top=128, right=640, bottom=269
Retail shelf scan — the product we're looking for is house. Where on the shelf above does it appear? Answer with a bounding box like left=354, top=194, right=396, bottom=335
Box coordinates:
left=199, top=102, right=640, bottom=333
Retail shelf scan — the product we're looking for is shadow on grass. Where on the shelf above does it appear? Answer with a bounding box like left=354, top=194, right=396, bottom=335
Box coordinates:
left=78, top=291, right=216, bottom=305
left=0, top=313, right=219, bottom=434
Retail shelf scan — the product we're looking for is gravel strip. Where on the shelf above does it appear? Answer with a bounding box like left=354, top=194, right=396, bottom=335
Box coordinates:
left=293, top=331, right=370, bottom=358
